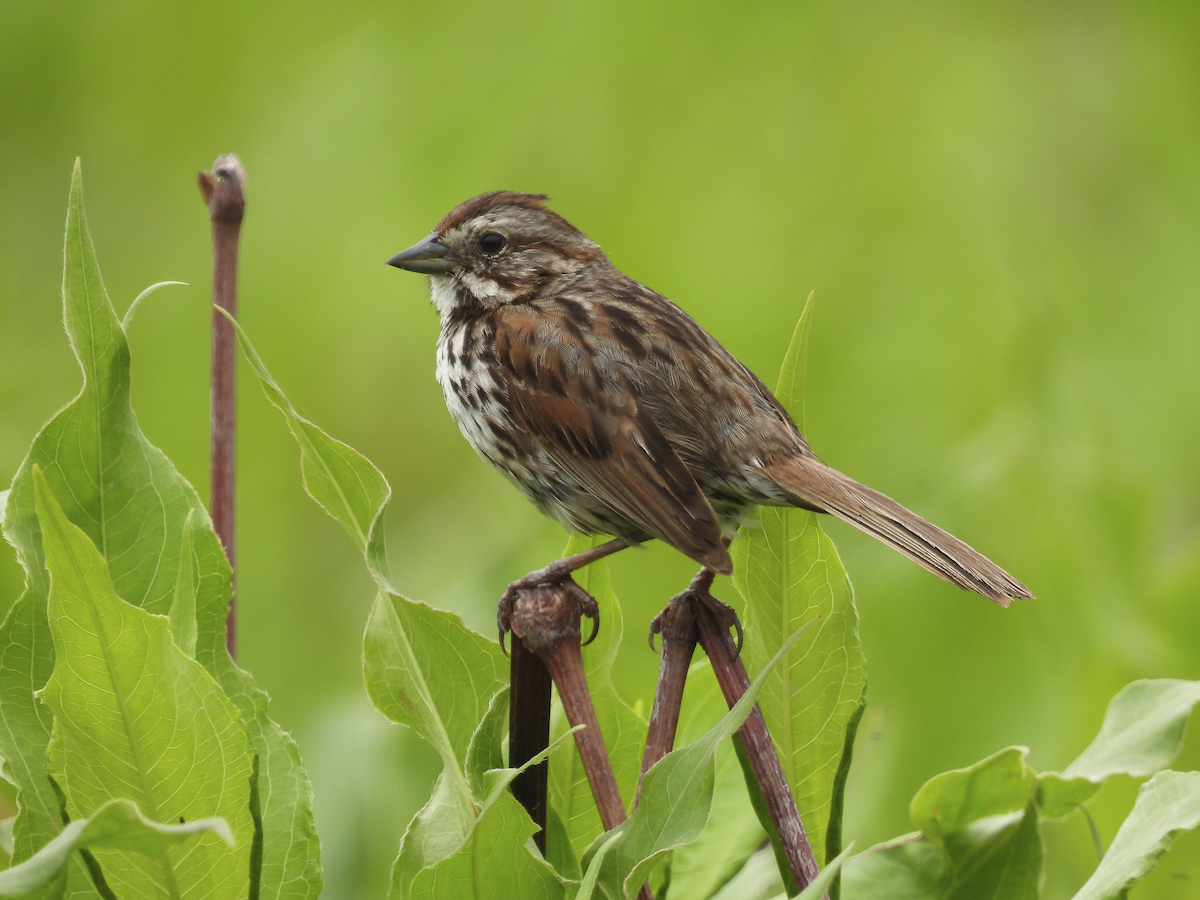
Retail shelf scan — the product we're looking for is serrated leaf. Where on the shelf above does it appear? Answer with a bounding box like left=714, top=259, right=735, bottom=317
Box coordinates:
left=33, top=468, right=253, bottom=899
left=580, top=622, right=809, bottom=900
left=0, top=799, right=230, bottom=899
left=732, top=292, right=866, bottom=866
left=0, top=163, right=322, bottom=897
left=1071, top=770, right=1200, bottom=900
left=549, top=535, right=647, bottom=862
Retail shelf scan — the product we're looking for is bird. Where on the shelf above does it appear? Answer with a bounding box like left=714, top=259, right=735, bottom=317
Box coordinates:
left=387, top=191, right=1032, bottom=636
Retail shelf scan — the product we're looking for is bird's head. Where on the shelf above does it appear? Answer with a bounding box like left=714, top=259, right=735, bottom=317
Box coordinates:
left=388, top=192, right=605, bottom=316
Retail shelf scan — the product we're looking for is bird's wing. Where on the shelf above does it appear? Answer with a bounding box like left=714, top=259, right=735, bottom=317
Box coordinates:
left=493, top=307, right=732, bottom=574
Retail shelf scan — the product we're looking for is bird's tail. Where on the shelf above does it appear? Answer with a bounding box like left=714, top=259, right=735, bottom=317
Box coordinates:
left=761, top=456, right=1032, bottom=606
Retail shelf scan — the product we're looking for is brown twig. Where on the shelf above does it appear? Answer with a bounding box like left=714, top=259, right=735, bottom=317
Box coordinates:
left=639, top=595, right=698, bottom=805
left=198, top=154, right=246, bottom=658
left=508, top=583, right=652, bottom=900
left=508, top=634, right=553, bottom=854
left=692, top=593, right=825, bottom=896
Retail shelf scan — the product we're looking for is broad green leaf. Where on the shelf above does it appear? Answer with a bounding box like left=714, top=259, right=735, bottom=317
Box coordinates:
left=390, top=773, right=477, bottom=900
left=1037, top=679, right=1200, bottom=819
left=582, top=623, right=809, bottom=900
left=1063, top=680, right=1200, bottom=778
left=841, top=805, right=1042, bottom=900
left=364, top=590, right=507, bottom=795
left=909, top=747, right=1036, bottom=853
left=549, top=535, right=647, bottom=862
left=34, top=468, right=253, bottom=899
left=167, top=509, right=198, bottom=659
left=0, top=164, right=322, bottom=897
left=407, top=792, right=565, bottom=900
left=1072, top=770, right=1200, bottom=900
left=732, top=292, right=866, bottom=866
left=395, top=725, right=577, bottom=900
left=840, top=834, right=949, bottom=900
left=666, top=662, right=765, bottom=900
left=0, top=799, right=231, bottom=899
left=942, top=804, right=1042, bottom=900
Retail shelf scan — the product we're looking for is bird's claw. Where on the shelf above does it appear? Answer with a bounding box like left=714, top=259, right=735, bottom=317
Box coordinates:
left=497, top=574, right=600, bottom=655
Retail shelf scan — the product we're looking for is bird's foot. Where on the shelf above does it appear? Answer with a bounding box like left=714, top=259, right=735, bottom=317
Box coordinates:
left=649, top=567, right=743, bottom=656
left=499, top=573, right=599, bottom=655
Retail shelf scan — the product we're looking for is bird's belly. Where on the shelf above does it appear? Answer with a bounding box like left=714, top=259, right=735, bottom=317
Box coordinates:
left=435, top=329, right=632, bottom=536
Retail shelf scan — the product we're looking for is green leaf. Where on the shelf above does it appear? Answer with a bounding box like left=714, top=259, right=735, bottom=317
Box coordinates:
left=842, top=803, right=1043, bottom=900
left=548, top=535, right=647, bottom=862
left=775, top=291, right=817, bottom=433
left=167, top=510, right=198, bottom=659
left=732, top=292, right=866, bottom=867
left=1071, top=770, right=1200, bottom=900
left=389, top=773, right=477, bottom=900
left=465, top=688, right=510, bottom=799
left=407, top=792, right=565, bottom=900
left=394, top=725, right=578, bottom=900
left=1037, top=679, right=1200, bottom=819
left=0, top=799, right=231, bottom=899
left=220, top=308, right=393, bottom=590
left=0, top=163, right=322, bottom=897
left=840, top=834, right=950, bottom=900
left=364, top=589, right=507, bottom=799
left=33, top=468, right=253, bottom=899
left=582, top=621, right=810, bottom=900
left=225, top=308, right=510, bottom=851
left=120, top=281, right=189, bottom=331
left=908, top=747, right=1037, bottom=854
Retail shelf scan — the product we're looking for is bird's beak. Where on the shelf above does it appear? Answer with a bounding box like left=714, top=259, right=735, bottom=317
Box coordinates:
left=386, top=233, right=456, bottom=275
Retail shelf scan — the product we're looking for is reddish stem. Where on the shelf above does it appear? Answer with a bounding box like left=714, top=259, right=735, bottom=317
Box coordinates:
left=693, top=597, right=825, bottom=896
left=198, top=154, right=246, bottom=658
left=509, top=585, right=653, bottom=900
left=638, top=597, right=697, bottom=804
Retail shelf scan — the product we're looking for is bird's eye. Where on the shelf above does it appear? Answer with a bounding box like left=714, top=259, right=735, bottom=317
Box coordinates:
left=479, top=232, right=506, bottom=255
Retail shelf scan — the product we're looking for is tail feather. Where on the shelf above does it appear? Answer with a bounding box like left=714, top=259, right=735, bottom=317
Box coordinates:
left=762, top=457, right=1033, bottom=606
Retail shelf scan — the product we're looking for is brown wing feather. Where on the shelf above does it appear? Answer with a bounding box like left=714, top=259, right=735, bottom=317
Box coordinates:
left=494, top=309, right=732, bottom=574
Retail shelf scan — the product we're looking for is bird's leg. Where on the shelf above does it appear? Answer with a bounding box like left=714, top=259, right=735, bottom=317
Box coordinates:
left=498, top=537, right=631, bottom=647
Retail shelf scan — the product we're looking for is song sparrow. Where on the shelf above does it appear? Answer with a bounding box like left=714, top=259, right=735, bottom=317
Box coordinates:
left=388, top=192, right=1032, bottom=631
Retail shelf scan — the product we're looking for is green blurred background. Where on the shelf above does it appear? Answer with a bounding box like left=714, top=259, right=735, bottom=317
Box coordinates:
left=2, top=1, right=1198, bottom=896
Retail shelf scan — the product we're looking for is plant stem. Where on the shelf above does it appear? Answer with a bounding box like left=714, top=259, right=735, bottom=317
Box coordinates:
left=198, top=154, right=246, bottom=658
left=639, top=595, right=697, bottom=805
left=509, top=634, right=552, bottom=854
left=509, top=582, right=653, bottom=900
left=692, top=594, right=825, bottom=896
